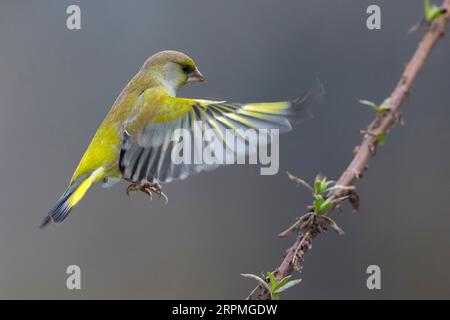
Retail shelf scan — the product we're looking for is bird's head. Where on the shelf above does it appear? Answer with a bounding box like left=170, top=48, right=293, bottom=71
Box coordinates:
left=140, top=50, right=205, bottom=96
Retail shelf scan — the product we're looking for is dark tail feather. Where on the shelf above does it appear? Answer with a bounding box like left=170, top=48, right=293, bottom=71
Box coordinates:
left=40, top=174, right=89, bottom=229
left=39, top=216, right=53, bottom=229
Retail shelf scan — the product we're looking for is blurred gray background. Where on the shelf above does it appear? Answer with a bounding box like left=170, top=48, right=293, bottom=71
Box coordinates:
left=0, top=0, right=449, bottom=299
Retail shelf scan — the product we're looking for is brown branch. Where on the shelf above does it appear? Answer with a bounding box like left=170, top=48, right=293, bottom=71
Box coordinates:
left=246, top=0, right=450, bottom=300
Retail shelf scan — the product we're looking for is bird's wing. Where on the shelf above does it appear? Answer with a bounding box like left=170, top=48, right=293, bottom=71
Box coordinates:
left=119, top=82, right=323, bottom=183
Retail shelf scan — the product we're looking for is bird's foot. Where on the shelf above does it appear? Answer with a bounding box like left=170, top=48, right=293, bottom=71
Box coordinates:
left=126, top=181, right=168, bottom=204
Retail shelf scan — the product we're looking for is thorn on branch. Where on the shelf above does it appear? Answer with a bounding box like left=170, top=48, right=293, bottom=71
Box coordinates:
left=290, top=232, right=314, bottom=271
left=291, top=211, right=345, bottom=236
left=360, top=129, right=377, bottom=138
left=287, top=171, right=314, bottom=193
left=395, top=112, right=406, bottom=126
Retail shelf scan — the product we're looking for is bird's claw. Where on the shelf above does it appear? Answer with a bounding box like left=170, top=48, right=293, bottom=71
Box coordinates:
left=144, top=183, right=169, bottom=204
left=126, top=181, right=168, bottom=204
left=126, top=183, right=139, bottom=197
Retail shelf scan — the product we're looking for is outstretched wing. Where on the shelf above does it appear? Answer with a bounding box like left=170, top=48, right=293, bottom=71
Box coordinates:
left=119, top=81, right=324, bottom=183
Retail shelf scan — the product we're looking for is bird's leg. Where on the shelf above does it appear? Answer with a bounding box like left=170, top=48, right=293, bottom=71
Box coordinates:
left=126, top=181, right=141, bottom=197
left=126, top=180, right=168, bottom=204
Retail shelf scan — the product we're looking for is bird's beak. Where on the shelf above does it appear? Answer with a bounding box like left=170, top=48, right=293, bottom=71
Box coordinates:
left=188, top=68, right=206, bottom=83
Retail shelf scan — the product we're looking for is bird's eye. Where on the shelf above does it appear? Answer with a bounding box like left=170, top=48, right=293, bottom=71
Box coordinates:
left=181, top=65, right=193, bottom=74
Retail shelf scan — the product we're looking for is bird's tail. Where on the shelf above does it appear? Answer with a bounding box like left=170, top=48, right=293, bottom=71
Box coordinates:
left=40, top=167, right=105, bottom=228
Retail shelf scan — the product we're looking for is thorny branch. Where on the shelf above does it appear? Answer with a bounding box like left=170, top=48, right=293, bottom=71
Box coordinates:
left=246, top=0, right=450, bottom=300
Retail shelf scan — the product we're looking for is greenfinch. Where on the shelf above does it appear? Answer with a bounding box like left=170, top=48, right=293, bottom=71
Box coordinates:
left=41, top=50, right=322, bottom=228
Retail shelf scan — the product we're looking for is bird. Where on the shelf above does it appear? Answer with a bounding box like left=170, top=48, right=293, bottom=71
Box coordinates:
left=41, top=50, right=323, bottom=228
